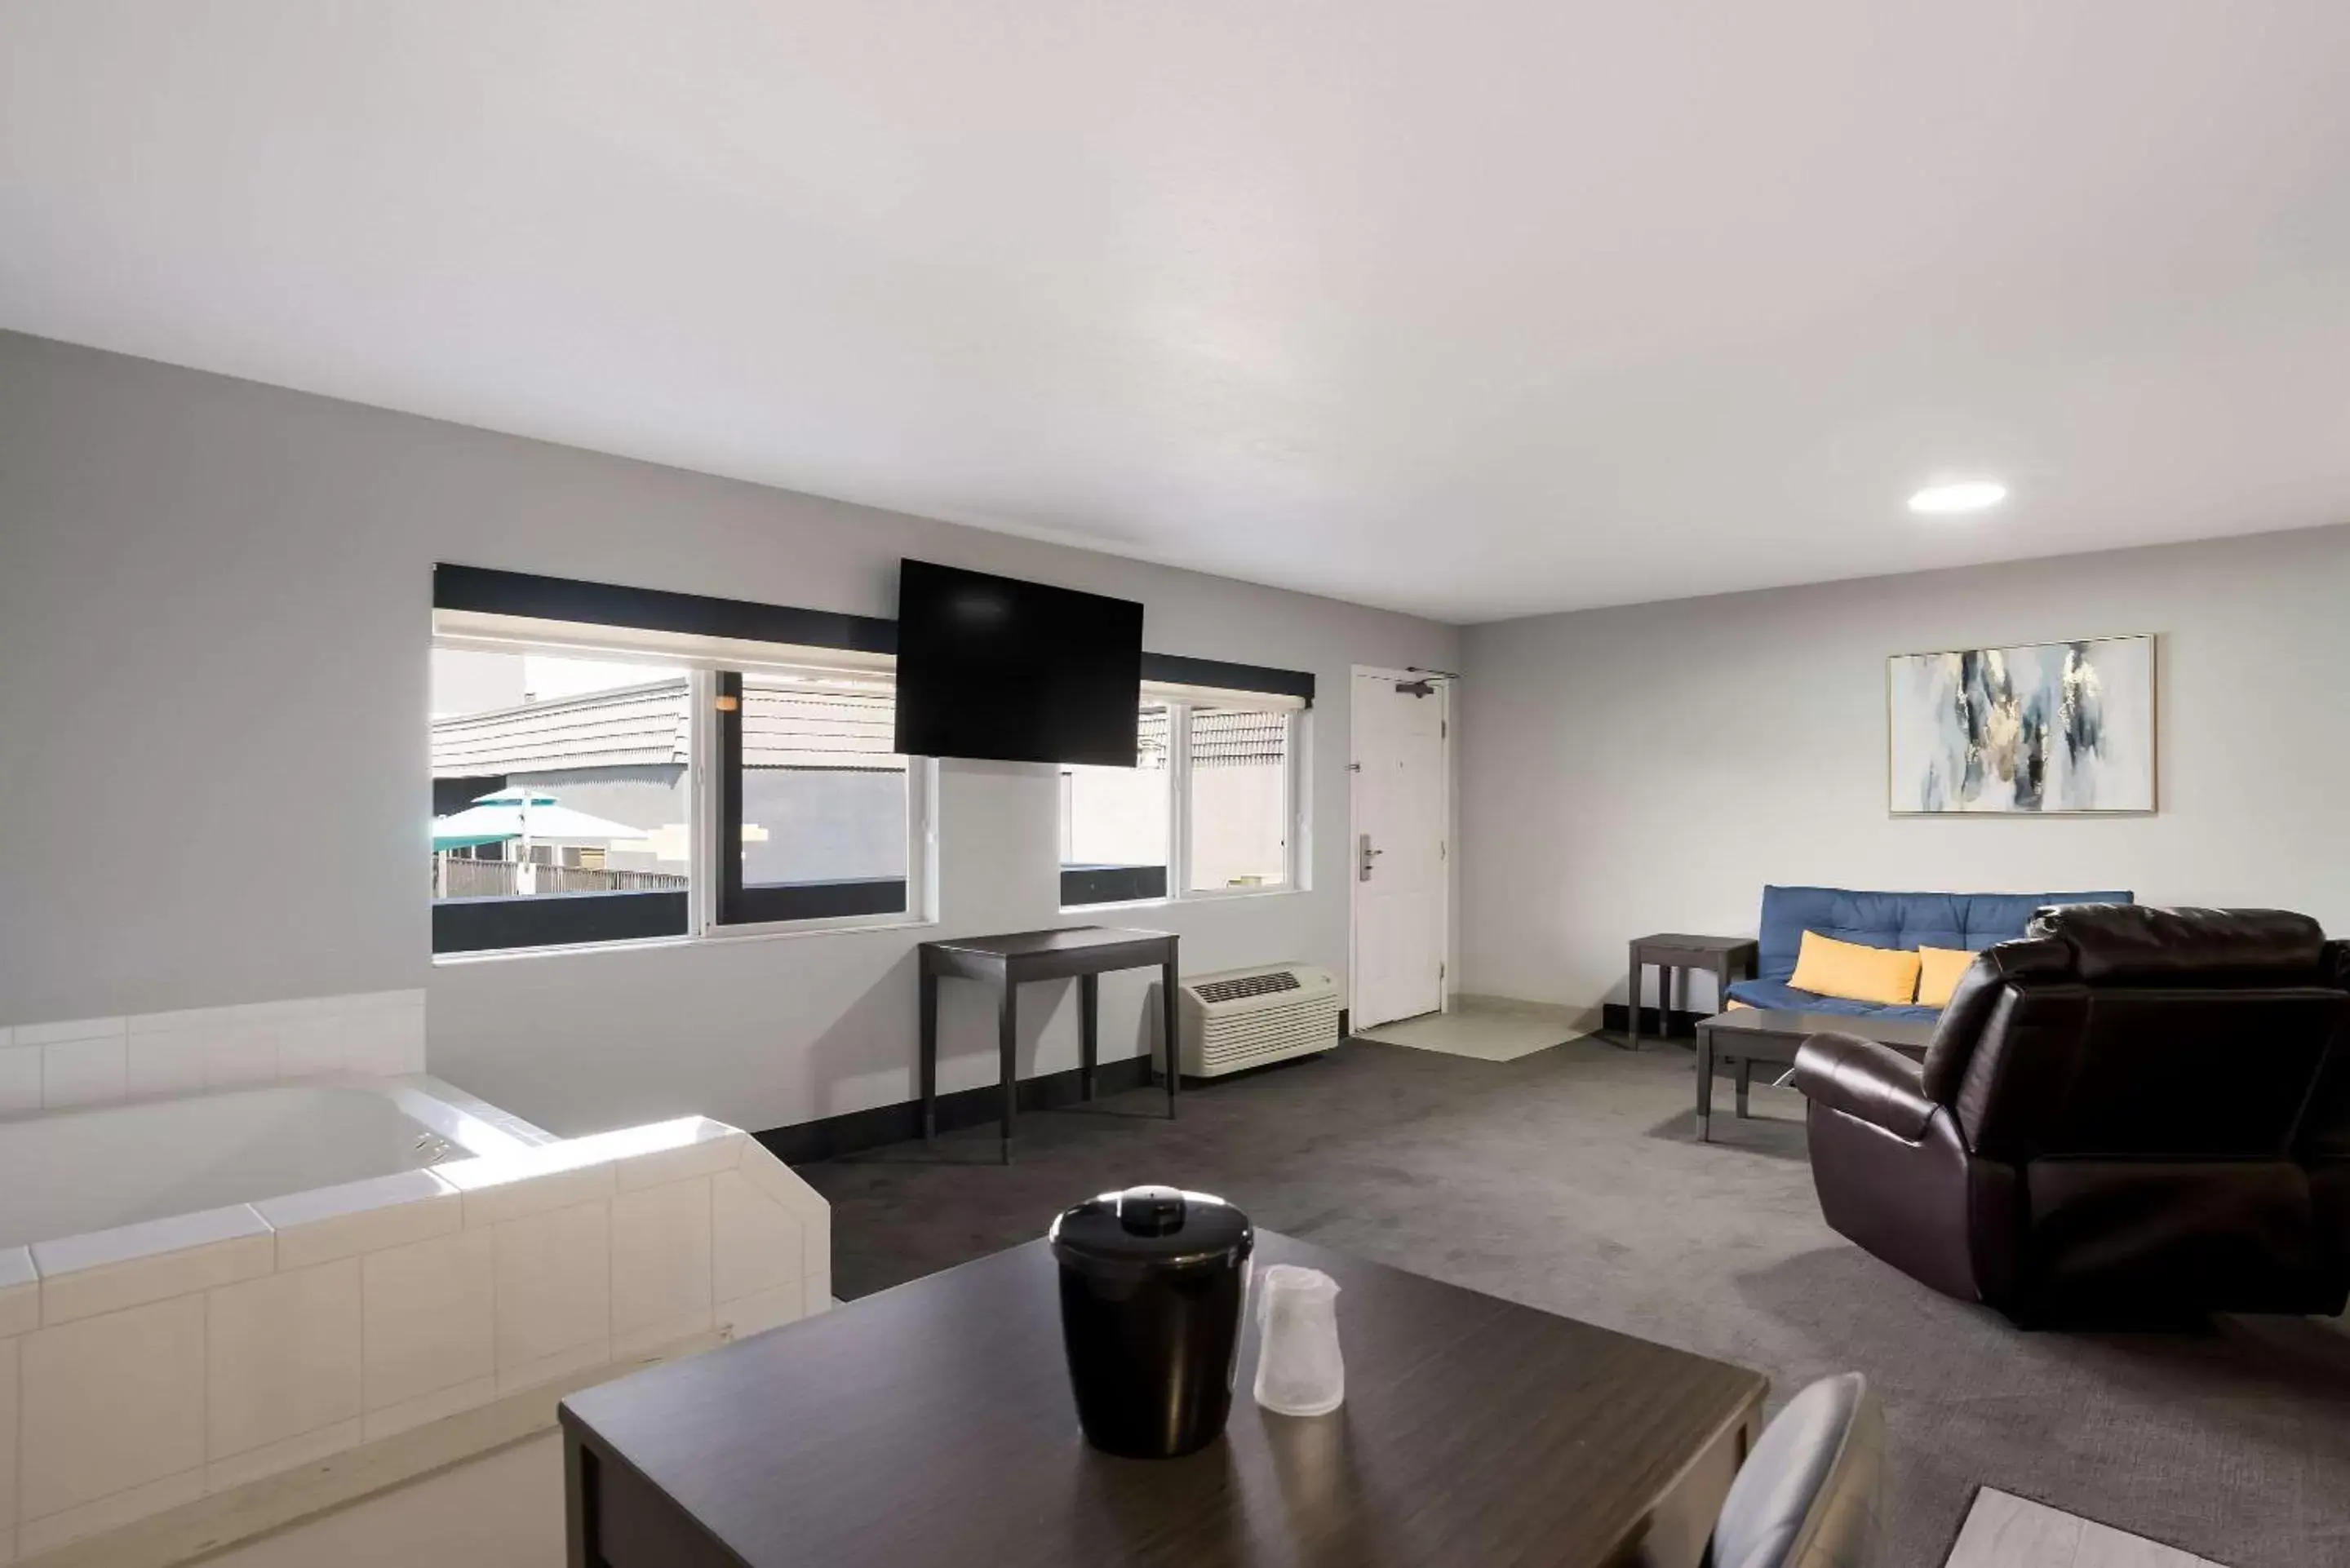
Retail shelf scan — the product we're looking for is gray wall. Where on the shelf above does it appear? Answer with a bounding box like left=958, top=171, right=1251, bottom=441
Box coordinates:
left=1458, top=524, right=2350, bottom=1020
left=0, top=331, right=1458, bottom=1135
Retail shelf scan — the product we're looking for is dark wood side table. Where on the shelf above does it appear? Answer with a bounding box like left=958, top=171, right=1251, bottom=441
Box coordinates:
left=1626, top=934, right=1758, bottom=1050
left=920, top=926, right=1177, bottom=1164
left=560, top=1231, right=1768, bottom=1568
left=1693, top=1007, right=1937, bottom=1142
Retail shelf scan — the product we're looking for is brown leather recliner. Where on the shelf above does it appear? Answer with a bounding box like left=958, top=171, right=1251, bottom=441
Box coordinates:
left=1792, top=905, right=2350, bottom=1321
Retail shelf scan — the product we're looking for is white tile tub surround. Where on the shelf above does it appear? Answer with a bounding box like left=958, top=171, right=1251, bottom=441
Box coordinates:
left=0, top=989, right=424, bottom=1117
left=361, top=1226, right=496, bottom=1440
left=0, top=1114, right=827, bottom=1557
left=0, top=1247, right=35, bottom=1338
left=31, top=1205, right=274, bottom=1326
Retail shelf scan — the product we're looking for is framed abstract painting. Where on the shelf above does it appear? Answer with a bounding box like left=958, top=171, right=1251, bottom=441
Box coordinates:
left=1887, top=634, right=2155, bottom=814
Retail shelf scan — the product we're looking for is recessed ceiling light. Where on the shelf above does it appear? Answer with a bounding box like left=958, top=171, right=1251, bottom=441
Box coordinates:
left=1909, top=481, right=2008, bottom=515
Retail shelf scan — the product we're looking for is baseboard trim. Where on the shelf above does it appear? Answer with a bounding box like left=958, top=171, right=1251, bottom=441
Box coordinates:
left=1600, top=1002, right=1709, bottom=1039
left=756, top=1055, right=1158, bottom=1165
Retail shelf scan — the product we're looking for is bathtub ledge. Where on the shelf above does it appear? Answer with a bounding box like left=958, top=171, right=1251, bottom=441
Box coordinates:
left=32, top=1205, right=276, bottom=1326
left=255, top=1170, right=463, bottom=1272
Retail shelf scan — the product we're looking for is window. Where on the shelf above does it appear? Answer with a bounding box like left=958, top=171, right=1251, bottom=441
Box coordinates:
left=1059, top=706, right=1171, bottom=905
left=717, top=671, right=920, bottom=925
left=430, top=647, right=694, bottom=954
left=1183, top=705, right=1292, bottom=893
left=429, top=564, right=930, bottom=953
left=1061, top=698, right=1300, bottom=907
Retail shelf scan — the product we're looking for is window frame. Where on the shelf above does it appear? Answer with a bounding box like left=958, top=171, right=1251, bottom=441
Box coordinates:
left=428, top=566, right=1311, bottom=947
left=709, top=669, right=935, bottom=934
left=426, top=646, right=698, bottom=958
left=429, top=628, right=933, bottom=960
left=1060, top=698, right=1306, bottom=910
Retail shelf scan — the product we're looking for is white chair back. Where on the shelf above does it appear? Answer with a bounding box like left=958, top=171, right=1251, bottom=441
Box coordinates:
left=1706, top=1372, right=1882, bottom=1568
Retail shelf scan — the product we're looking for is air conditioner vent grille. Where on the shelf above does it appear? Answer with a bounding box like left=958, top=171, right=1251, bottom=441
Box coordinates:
left=1195, top=972, right=1301, bottom=1004
left=1176, top=963, right=1340, bottom=1078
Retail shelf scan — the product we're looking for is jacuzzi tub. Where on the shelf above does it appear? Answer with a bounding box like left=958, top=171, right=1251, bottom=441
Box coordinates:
left=0, top=1043, right=829, bottom=1561
left=0, top=1075, right=549, bottom=1249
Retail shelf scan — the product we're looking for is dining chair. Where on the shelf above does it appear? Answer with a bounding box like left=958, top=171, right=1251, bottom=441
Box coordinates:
left=1705, top=1371, right=1882, bottom=1568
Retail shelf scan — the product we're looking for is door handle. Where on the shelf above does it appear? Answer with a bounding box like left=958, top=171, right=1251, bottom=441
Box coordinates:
left=1359, top=833, right=1384, bottom=882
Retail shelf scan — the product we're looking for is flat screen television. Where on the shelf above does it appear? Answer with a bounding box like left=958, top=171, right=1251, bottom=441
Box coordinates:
left=892, top=560, right=1143, bottom=765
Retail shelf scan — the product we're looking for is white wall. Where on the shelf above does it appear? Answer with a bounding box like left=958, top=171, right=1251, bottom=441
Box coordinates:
left=0, top=332, right=1457, bottom=1136
left=1458, top=524, right=2350, bottom=1018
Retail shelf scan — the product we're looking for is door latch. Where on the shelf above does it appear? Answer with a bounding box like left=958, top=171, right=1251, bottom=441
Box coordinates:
left=1358, top=833, right=1383, bottom=882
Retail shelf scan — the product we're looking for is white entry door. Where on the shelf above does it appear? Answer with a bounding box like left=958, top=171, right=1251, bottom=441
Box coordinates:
left=1350, top=670, right=1450, bottom=1030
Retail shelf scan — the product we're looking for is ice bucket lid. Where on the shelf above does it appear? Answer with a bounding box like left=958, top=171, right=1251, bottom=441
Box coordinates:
left=1049, top=1185, right=1254, bottom=1273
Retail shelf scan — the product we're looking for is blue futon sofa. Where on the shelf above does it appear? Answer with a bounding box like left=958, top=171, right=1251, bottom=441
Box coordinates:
left=1723, top=884, right=2135, bottom=1022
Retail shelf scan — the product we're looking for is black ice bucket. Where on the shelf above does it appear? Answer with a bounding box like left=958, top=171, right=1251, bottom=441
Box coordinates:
left=1048, top=1185, right=1255, bottom=1459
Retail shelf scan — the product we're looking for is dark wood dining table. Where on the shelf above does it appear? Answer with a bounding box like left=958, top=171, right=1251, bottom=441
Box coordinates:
left=561, top=1230, right=1768, bottom=1568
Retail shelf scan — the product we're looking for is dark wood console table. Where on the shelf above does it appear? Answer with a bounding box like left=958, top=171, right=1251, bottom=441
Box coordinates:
left=561, top=1231, right=1767, bottom=1568
left=920, top=926, right=1178, bottom=1163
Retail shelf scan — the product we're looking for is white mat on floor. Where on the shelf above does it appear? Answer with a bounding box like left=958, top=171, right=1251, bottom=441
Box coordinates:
left=1357, top=1008, right=1584, bottom=1062
left=1946, top=1488, right=2228, bottom=1568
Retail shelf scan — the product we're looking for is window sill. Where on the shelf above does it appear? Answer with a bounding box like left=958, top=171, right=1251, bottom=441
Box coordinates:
left=1058, top=886, right=1302, bottom=916
left=432, top=914, right=939, bottom=966
left=703, top=914, right=939, bottom=943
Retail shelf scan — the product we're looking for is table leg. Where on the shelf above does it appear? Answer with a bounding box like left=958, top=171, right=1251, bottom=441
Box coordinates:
left=1736, top=1057, right=1751, bottom=1119
left=1626, top=947, right=1643, bottom=1050
left=997, top=980, right=1018, bottom=1166
left=1635, top=1397, right=1767, bottom=1568
left=1695, top=1021, right=1714, bottom=1142
left=563, top=1428, right=593, bottom=1568
left=1159, top=956, right=1180, bottom=1119
left=1714, top=954, right=1732, bottom=1020
left=1080, top=972, right=1098, bottom=1102
left=919, top=968, right=938, bottom=1145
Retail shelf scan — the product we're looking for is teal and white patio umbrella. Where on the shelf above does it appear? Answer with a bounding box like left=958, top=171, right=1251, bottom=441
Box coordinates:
left=430, top=787, right=646, bottom=852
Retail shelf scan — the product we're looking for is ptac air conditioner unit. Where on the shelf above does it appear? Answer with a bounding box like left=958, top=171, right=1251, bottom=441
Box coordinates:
left=1177, top=964, right=1341, bottom=1078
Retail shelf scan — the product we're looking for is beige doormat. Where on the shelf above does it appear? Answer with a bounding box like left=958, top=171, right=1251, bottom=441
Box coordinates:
left=1357, top=1005, right=1585, bottom=1062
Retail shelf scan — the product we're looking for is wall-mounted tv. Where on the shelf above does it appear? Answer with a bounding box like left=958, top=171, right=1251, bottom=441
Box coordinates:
left=892, top=560, right=1143, bottom=765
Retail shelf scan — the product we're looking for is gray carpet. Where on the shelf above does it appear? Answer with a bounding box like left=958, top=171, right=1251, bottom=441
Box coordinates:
left=800, top=1038, right=2350, bottom=1568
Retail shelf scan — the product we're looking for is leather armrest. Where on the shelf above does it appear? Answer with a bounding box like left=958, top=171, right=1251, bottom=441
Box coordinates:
left=1794, top=1032, right=1935, bottom=1141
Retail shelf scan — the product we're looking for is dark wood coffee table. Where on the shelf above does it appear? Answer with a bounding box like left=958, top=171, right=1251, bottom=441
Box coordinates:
left=1693, top=1008, right=1938, bottom=1141
left=561, top=1232, right=1767, bottom=1568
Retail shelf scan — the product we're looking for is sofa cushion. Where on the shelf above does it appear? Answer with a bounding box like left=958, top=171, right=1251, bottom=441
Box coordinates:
left=1725, top=977, right=1942, bottom=1024
left=1756, top=886, right=2135, bottom=984
left=1913, top=946, right=1977, bottom=1009
left=1792, top=931, right=1923, bottom=1006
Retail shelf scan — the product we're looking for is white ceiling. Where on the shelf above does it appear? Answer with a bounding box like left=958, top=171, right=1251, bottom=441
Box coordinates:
left=5, top=2, right=2348, bottom=622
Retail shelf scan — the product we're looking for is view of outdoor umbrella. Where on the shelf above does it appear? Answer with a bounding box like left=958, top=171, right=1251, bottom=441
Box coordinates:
left=430, top=787, right=647, bottom=852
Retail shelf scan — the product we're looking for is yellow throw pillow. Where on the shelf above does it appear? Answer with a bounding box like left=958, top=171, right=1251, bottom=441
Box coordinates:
left=1790, top=931, right=1922, bottom=1007
left=1913, top=946, right=1977, bottom=1009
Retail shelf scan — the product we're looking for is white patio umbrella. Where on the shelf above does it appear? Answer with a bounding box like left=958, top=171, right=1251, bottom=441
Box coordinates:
left=430, top=787, right=647, bottom=851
